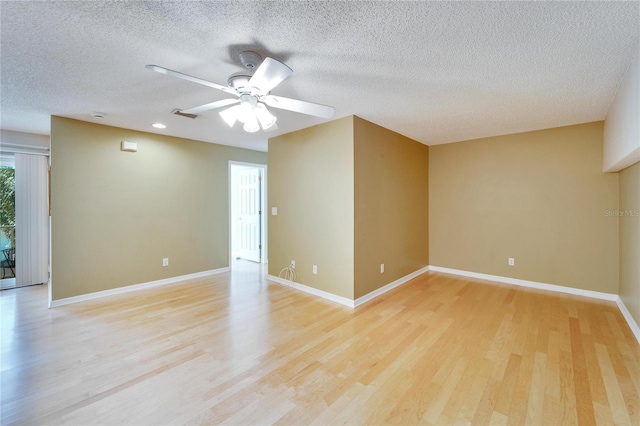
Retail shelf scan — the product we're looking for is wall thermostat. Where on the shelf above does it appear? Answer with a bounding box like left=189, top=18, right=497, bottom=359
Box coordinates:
left=120, top=141, right=137, bottom=152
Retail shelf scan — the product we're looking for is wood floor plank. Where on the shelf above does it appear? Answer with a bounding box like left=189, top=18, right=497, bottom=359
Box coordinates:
left=1, top=263, right=638, bottom=425
left=457, top=360, right=493, bottom=423
left=489, top=357, right=523, bottom=416
left=421, top=358, right=467, bottom=424
left=525, top=351, right=547, bottom=425
left=489, top=410, right=509, bottom=425
left=471, top=377, right=500, bottom=425
left=595, top=343, right=633, bottom=426
left=581, top=324, right=610, bottom=408
left=559, top=349, right=580, bottom=425
left=569, top=317, right=597, bottom=425
left=543, top=330, right=561, bottom=425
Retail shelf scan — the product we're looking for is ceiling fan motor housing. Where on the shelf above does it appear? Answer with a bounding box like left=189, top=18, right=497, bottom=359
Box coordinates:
left=238, top=51, right=262, bottom=70
left=228, top=51, right=265, bottom=92
left=227, top=72, right=253, bottom=90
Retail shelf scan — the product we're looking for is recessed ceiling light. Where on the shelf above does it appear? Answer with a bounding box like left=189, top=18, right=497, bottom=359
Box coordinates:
left=152, top=123, right=166, bottom=129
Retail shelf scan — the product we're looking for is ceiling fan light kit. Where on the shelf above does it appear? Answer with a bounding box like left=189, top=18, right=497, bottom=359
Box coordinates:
left=255, top=103, right=277, bottom=129
left=218, top=95, right=277, bottom=133
left=146, top=50, right=334, bottom=133
left=222, top=93, right=276, bottom=133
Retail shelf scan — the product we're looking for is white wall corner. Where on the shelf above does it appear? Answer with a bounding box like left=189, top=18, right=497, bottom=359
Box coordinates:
left=604, top=146, right=640, bottom=173
left=267, top=266, right=431, bottom=308
left=266, top=274, right=355, bottom=307
left=604, top=46, right=640, bottom=173
left=354, top=266, right=430, bottom=307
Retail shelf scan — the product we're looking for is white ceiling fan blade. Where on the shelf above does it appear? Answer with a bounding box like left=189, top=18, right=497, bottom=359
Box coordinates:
left=264, top=95, right=335, bottom=119
left=180, top=98, right=239, bottom=115
left=248, top=58, right=292, bottom=94
left=146, top=65, right=238, bottom=96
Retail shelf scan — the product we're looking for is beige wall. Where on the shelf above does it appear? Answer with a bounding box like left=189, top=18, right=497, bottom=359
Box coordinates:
left=50, top=117, right=266, bottom=300
left=267, top=117, right=355, bottom=299
left=429, top=122, right=619, bottom=293
left=353, top=117, right=429, bottom=298
left=619, top=161, right=640, bottom=325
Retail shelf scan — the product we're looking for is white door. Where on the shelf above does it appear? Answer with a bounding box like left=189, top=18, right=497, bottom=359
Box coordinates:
left=237, top=168, right=262, bottom=262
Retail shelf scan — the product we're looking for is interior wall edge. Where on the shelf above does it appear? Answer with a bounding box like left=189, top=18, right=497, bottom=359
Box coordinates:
left=353, top=265, right=430, bottom=307
left=603, top=45, right=640, bottom=172
left=267, top=264, right=431, bottom=308
left=617, top=160, right=640, bottom=334
left=266, top=116, right=355, bottom=300
left=266, top=274, right=355, bottom=308
left=352, top=115, right=429, bottom=298
left=603, top=147, right=640, bottom=173
left=616, top=296, right=640, bottom=345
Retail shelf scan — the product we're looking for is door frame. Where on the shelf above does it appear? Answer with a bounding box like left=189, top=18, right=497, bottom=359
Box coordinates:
left=228, top=161, right=267, bottom=268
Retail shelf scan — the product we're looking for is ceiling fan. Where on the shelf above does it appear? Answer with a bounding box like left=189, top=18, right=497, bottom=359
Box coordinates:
left=146, top=51, right=334, bottom=133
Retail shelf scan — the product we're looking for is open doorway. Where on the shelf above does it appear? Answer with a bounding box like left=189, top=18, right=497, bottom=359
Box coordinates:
left=229, top=162, right=267, bottom=267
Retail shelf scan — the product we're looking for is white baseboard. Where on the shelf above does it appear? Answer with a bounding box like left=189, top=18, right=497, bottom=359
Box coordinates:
left=428, top=266, right=640, bottom=345
left=267, top=274, right=355, bottom=307
left=267, top=266, right=431, bottom=308
left=616, top=297, right=640, bottom=345
left=354, top=266, right=430, bottom=307
left=428, top=266, right=618, bottom=301
left=49, top=267, right=230, bottom=308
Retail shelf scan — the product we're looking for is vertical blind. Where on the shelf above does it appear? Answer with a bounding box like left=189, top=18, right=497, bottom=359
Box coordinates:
left=15, top=153, right=49, bottom=286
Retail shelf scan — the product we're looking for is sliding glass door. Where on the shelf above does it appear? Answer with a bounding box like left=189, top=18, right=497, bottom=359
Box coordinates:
left=0, top=155, right=16, bottom=286
left=0, top=150, right=50, bottom=290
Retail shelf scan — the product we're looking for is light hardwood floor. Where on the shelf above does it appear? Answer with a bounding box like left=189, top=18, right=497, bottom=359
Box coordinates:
left=1, top=261, right=638, bottom=425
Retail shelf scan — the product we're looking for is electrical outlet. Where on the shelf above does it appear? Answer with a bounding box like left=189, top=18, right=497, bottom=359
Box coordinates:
left=312, top=265, right=317, bottom=275
left=380, top=263, right=385, bottom=273
left=163, top=258, right=169, bottom=267
left=508, top=258, right=515, bottom=266
left=291, top=260, right=296, bottom=269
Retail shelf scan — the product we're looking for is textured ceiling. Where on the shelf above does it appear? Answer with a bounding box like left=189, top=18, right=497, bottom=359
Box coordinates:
left=1, top=1, right=638, bottom=152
